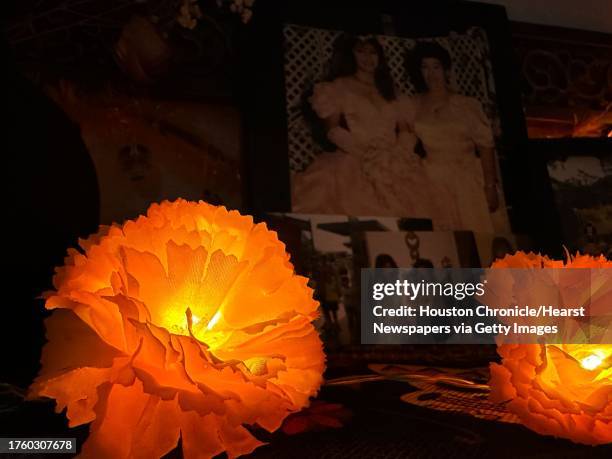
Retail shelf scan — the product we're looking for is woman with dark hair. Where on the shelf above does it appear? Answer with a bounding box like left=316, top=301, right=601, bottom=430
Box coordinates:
left=400, top=41, right=504, bottom=233
left=292, top=34, right=432, bottom=218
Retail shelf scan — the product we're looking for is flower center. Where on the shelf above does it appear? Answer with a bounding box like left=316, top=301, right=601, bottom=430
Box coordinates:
left=206, top=310, right=222, bottom=330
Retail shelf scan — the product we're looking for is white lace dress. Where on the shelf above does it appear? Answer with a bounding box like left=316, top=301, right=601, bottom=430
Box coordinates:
left=404, top=93, right=508, bottom=233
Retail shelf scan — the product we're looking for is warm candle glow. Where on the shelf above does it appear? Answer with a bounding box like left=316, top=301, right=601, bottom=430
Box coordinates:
left=29, top=199, right=325, bottom=459
left=206, top=310, right=222, bottom=330
left=488, top=252, right=612, bottom=446
left=581, top=352, right=604, bottom=370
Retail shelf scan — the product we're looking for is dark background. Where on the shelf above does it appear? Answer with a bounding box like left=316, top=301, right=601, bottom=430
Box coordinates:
left=2, top=1, right=611, bottom=456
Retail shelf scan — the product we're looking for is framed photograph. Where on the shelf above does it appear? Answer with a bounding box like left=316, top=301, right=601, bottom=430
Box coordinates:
left=512, top=22, right=612, bottom=139
left=243, top=0, right=532, bottom=235
left=545, top=150, right=612, bottom=257
left=524, top=138, right=612, bottom=258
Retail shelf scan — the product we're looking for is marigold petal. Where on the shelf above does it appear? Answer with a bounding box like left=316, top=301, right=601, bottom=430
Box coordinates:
left=218, top=421, right=264, bottom=458
left=30, top=367, right=111, bottom=426
left=179, top=412, right=224, bottom=459
left=31, top=200, right=325, bottom=458
left=130, top=395, right=182, bottom=459
left=36, top=309, right=122, bottom=373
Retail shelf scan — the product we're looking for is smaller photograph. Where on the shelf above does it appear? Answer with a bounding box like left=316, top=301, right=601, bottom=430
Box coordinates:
left=547, top=154, right=612, bottom=257
left=265, top=213, right=428, bottom=348
left=266, top=213, right=398, bottom=349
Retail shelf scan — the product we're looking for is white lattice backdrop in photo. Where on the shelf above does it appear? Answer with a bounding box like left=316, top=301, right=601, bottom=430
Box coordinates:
left=284, top=24, right=500, bottom=173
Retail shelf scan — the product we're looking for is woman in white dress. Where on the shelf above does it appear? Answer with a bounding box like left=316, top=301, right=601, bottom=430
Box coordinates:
left=292, top=35, right=435, bottom=219
left=401, top=41, right=505, bottom=233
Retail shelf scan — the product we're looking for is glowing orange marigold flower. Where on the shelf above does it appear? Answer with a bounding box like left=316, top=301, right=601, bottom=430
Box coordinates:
left=490, top=251, right=612, bottom=269
left=29, top=199, right=325, bottom=458
left=489, top=252, right=612, bottom=445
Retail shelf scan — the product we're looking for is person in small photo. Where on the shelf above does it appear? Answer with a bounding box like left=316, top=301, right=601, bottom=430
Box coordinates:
left=317, top=257, right=341, bottom=332
left=401, top=41, right=503, bottom=233
left=375, top=253, right=399, bottom=268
